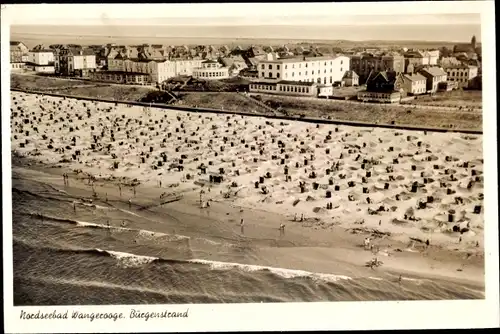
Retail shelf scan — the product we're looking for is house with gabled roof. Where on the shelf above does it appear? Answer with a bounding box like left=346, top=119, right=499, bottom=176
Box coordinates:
left=10, top=41, right=29, bottom=69
left=401, top=73, right=427, bottom=95
left=357, top=70, right=405, bottom=103
left=342, top=70, right=359, bottom=86
left=54, top=46, right=96, bottom=77
left=418, top=67, right=447, bottom=92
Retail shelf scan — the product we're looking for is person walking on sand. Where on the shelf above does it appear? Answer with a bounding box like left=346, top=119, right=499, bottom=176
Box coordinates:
left=300, top=213, right=304, bottom=222
left=73, top=201, right=76, bottom=213
left=279, top=223, right=285, bottom=236
left=240, top=218, right=245, bottom=234
left=293, top=213, right=297, bottom=221
left=128, top=198, right=132, bottom=209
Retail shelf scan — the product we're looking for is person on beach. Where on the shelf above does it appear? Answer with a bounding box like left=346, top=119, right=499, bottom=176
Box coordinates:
left=293, top=213, right=297, bottom=221
left=73, top=201, right=76, bottom=213
left=279, top=223, right=285, bottom=236
left=128, top=198, right=132, bottom=209
left=300, top=214, right=304, bottom=222
left=398, top=275, right=402, bottom=284
left=240, top=219, right=245, bottom=234
left=364, top=237, right=371, bottom=250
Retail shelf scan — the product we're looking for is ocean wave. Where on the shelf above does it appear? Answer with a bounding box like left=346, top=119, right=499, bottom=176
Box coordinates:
left=188, top=259, right=353, bottom=283
left=19, top=212, right=191, bottom=241
left=95, top=248, right=158, bottom=268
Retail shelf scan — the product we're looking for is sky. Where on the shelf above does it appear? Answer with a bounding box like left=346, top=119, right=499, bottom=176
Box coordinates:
left=4, top=3, right=483, bottom=43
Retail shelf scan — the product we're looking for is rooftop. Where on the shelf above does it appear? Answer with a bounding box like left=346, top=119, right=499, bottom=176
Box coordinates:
left=419, top=67, right=447, bottom=77
left=403, top=73, right=426, bottom=82
left=278, top=80, right=316, bottom=86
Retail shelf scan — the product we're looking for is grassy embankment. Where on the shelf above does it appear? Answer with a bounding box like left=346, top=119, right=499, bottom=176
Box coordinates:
left=400, top=90, right=483, bottom=109
left=11, top=73, right=482, bottom=131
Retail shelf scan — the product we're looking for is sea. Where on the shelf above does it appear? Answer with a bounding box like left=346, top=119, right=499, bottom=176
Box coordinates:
left=11, top=161, right=484, bottom=305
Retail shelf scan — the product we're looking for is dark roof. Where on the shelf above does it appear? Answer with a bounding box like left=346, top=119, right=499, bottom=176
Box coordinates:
left=93, top=70, right=150, bottom=76
left=10, top=41, right=23, bottom=46
left=202, top=59, right=218, bottom=64
left=250, top=81, right=277, bottom=86
left=25, top=62, right=54, bottom=67
left=278, top=80, right=316, bottom=87
left=29, top=49, right=54, bottom=53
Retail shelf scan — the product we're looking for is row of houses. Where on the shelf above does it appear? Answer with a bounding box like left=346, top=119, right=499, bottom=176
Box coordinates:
left=357, top=65, right=481, bottom=103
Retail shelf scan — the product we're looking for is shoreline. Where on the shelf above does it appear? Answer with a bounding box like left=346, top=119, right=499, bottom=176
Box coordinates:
left=11, top=154, right=485, bottom=289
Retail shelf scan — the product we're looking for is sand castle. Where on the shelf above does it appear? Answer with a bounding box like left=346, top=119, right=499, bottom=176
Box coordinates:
left=10, top=92, right=484, bottom=252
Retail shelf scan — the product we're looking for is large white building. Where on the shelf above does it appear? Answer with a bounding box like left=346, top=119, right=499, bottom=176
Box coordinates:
left=55, top=47, right=97, bottom=77
left=107, top=56, right=203, bottom=84
left=28, top=50, right=54, bottom=65
left=27, top=49, right=55, bottom=73
left=443, top=64, right=478, bottom=88
left=192, top=60, right=229, bottom=80
left=256, top=55, right=350, bottom=85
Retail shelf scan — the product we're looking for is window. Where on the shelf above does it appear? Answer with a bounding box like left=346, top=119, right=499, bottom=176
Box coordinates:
left=312, top=70, right=315, bottom=75
left=305, top=71, right=308, bottom=75
left=261, top=72, right=265, bottom=77
left=277, top=65, right=280, bottom=70
left=292, top=72, right=295, bottom=77
left=324, top=70, right=326, bottom=73
left=262, top=64, right=265, bottom=69
left=268, top=72, right=272, bottom=78
left=277, top=73, right=280, bottom=78
left=299, top=72, right=301, bottom=76
left=340, top=68, right=343, bottom=72
left=269, top=64, right=272, bottom=70
left=285, top=65, right=287, bottom=69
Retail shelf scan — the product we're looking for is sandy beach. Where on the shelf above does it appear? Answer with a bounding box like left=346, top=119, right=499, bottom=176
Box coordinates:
left=10, top=91, right=485, bottom=303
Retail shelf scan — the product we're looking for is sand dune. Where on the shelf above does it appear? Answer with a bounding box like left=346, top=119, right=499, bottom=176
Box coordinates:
left=10, top=91, right=484, bottom=254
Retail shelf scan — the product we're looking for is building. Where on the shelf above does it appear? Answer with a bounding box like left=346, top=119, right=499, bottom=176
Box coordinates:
left=108, top=54, right=203, bottom=84
left=443, top=65, right=479, bottom=88
left=350, top=53, right=405, bottom=84
left=439, top=57, right=463, bottom=67
left=249, top=80, right=319, bottom=97
left=424, top=50, right=440, bottom=65
left=357, top=71, right=404, bottom=103
left=10, top=41, right=29, bottom=70
left=404, top=50, right=439, bottom=72
left=401, top=73, right=427, bottom=95
left=418, top=67, right=447, bottom=93
left=55, top=47, right=97, bottom=77
left=404, top=50, right=426, bottom=72
left=89, top=71, right=151, bottom=85
left=25, top=48, right=56, bottom=73
left=257, top=55, right=350, bottom=85
left=219, top=55, right=248, bottom=76
left=342, top=70, right=359, bottom=86
left=192, top=60, right=230, bottom=80
left=28, top=49, right=54, bottom=65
